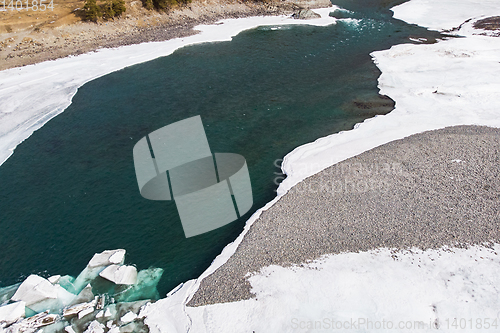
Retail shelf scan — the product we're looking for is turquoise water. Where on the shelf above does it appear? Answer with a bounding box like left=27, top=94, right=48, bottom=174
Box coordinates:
left=0, top=2, right=443, bottom=296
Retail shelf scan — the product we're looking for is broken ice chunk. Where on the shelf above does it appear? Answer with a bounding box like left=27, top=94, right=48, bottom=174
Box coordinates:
left=0, top=301, right=25, bottom=326
left=115, top=300, right=148, bottom=323
left=99, top=265, right=137, bottom=285
left=83, top=320, right=105, bottom=333
left=114, top=268, right=164, bottom=302
left=11, top=275, right=58, bottom=305
left=9, top=311, right=59, bottom=331
left=72, top=250, right=126, bottom=293
left=32, top=320, right=67, bottom=333
left=65, top=326, right=77, bottom=333
left=58, top=275, right=77, bottom=294
left=118, top=320, right=149, bottom=333
left=48, top=275, right=61, bottom=284
left=63, top=297, right=97, bottom=318
left=88, top=250, right=126, bottom=268
left=120, top=311, right=137, bottom=324
left=78, top=306, right=94, bottom=320
left=0, top=283, right=21, bottom=306
left=10, top=275, right=74, bottom=313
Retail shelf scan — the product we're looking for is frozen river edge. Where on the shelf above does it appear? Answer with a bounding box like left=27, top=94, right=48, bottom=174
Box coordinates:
left=141, top=0, right=500, bottom=332
left=2, top=0, right=500, bottom=332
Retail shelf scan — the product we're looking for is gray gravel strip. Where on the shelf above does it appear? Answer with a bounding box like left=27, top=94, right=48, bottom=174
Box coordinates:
left=188, top=125, right=500, bottom=306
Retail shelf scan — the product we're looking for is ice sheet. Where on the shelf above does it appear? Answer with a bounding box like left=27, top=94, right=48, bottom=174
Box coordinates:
left=391, top=0, right=500, bottom=31
left=0, top=8, right=337, bottom=166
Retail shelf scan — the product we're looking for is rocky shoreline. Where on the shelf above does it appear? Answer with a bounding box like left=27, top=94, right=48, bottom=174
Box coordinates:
left=188, top=125, right=500, bottom=306
left=0, top=0, right=330, bottom=71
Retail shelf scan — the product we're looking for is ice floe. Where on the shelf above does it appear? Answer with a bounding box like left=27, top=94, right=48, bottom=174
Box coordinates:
left=99, top=266, right=137, bottom=286
left=0, top=302, right=25, bottom=327
left=119, top=312, right=137, bottom=324
left=0, top=249, right=162, bottom=333
left=10, top=275, right=75, bottom=313
left=72, top=250, right=126, bottom=294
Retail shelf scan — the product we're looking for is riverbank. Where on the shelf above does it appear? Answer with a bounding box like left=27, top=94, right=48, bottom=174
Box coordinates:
left=0, top=0, right=330, bottom=71
left=139, top=0, right=500, bottom=331
left=179, top=125, right=500, bottom=332
left=1, top=0, right=499, bottom=331
left=0, top=7, right=336, bottom=168
left=187, top=3, right=500, bottom=306
left=189, top=124, right=500, bottom=306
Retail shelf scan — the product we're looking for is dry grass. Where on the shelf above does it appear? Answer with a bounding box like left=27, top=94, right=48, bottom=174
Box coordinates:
left=0, top=0, right=84, bottom=33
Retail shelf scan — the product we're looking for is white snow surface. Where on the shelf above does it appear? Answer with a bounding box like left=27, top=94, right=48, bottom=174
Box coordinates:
left=0, top=8, right=336, bottom=167
left=142, top=0, right=500, bottom=332
left=2, top=0, right=500, bottom=331
left=391, top=0, right=500, bottom=31
left=187, top=245, right=500, bottom=332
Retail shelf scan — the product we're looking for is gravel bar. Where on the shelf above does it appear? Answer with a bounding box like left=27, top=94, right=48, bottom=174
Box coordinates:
left=189, top=125, right=500, bottom=306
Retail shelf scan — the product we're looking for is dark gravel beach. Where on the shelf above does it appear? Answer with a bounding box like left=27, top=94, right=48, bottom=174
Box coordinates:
left=189, top=125, right=500, bottom=306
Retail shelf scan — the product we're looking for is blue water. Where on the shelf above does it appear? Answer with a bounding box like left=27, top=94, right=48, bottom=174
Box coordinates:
left=0, top=2, right=443, bottom=296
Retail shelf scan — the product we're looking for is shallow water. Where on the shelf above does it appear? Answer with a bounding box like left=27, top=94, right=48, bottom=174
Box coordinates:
left=0, top=2, right=443, bottom=296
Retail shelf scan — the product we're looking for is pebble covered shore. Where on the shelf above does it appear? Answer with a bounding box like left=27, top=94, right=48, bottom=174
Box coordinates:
left=189, top=125, right=500, bottom=306
left=0, top=0, right=332, bottom=70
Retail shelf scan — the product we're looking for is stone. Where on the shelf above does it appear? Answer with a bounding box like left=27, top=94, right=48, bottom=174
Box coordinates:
left=288, top=0, right=331, bottom=9
left=292, top=9, right=321, bottom=20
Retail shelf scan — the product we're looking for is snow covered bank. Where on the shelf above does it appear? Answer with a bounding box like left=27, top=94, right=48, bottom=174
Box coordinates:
left=391, top=0, right=500, bottom=32
left=277, top=1, right=500, bottom=197
left=0, top=8, right=337, bottom=167
left=142, top=0, right=500, bottom=332
left=185, top=245, right=500, bottom=333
